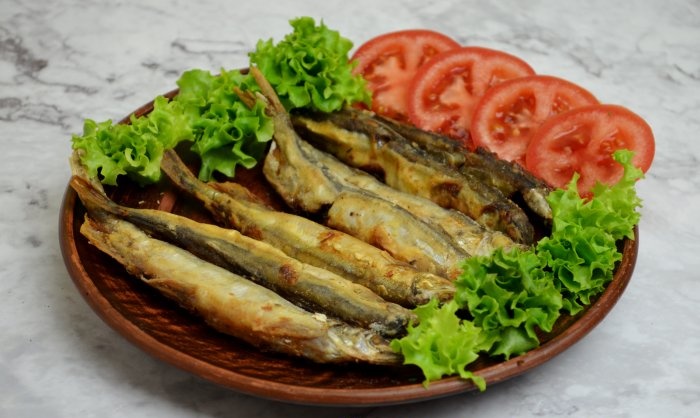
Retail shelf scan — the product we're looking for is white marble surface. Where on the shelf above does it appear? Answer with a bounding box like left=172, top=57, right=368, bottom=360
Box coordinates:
left=2, top=0, right=699, bottom=416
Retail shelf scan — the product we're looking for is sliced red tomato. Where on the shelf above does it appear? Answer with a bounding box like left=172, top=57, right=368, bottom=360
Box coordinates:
left=351, top=30, right=460, bottom=122
left=471, top=75, right=599, bottom=165
left=406, top=47, right=535, bottom=147
left=525, top=104, right=655, bottom=196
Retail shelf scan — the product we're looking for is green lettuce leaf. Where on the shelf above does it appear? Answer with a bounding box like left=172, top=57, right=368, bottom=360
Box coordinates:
left=249, top=16, right=371, bottom=112
left=71, top=96, right=191, bottom=186
left=390, top=299, right=488, bottom=391
left=392, top=150, right=643, bottom=387
left=455, top=248, right=563, bottom=358
left=72, top=17, right=367, bottom=185
left=176, top=68, right=273, bottom=181
left=586, top=150, right=644, bottom=241
left=538, top=149, right=643, bottom=313
left=71, top=68, right=273, bottom=185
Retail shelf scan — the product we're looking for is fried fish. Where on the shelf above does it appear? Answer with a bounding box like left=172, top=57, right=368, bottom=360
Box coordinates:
left=292, top=108, right=546, bottom=243
left=373, top=113, right=552, bottom=221
left=79, top=211, right=401, bottom=364
left=160, top=149, right=455, bottom=307
left=70, top=175, right=413, bottom=336
left=242, top=68, right=469, bottom=277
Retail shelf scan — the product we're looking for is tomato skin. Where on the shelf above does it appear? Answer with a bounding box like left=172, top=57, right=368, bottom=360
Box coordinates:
left=471, top=75, right=599, bottom=165
left=351, top=30, right=460, bottom=121
left=406, top=46, right=535, bottom=147
left=525, top=104, right=655, bottom=196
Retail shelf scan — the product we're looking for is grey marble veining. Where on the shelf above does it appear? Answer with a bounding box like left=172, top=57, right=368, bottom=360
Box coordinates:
left=1, top=0, right=699, bottom=417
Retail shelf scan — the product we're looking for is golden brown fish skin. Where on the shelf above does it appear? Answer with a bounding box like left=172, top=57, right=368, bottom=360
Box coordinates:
left=79, top=212, right=401, bottom=364
left=70, top=176, right=414, bottom=336
left=302, top=139, right=522, bottom=258
left=292, top=109, right=540, bottom=243
left=160, top=149, right=455, bottom=307
left=363, top=111, right=552, bottom=221
left=242, top=67, right=470, bottom=276
left=382, top=139, right=535, bottom=244
left=235, top=75, right=339, bottom=214
left=325, top=190, right=467, bottom=279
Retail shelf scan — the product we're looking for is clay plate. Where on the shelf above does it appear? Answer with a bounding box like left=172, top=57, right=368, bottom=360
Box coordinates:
left=59, top=92, right=639, bottom=407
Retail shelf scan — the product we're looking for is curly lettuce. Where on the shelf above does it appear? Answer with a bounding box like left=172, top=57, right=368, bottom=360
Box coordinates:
left=71, top=96, right=191, bottom=186
left=249, top=16, right=371, bottom=112
left=391, top=150, right=644, bottom=389
left=176, top=68, right=273, bottom=181
left=538, top=149, right=643, bottom=313
left=390, top=299, right=489, bottom=391
left=455, top=248, right=563, bottom=358
left=73, top=17, right=369, bottom=185
left=71, top=70, right=272, bottom=185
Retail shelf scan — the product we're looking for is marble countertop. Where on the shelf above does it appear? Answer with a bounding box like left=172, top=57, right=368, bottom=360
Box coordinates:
left=2, top=0, right=699, bottom=416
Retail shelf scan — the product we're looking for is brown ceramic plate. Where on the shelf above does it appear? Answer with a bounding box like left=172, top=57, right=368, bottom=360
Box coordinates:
left=59, top=93, right=639, bottom=407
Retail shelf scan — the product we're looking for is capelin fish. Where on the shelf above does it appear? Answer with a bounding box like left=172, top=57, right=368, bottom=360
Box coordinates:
left=302, top=139, right=522, bottom=257
left=70, top=175, right=413, bottom=336
left=160, top=149, right=455, bottom=307
left=238, top=67, right=470, bottom=278
left=373, top=113, right=553, bottom=221
left=292, top=109, right=540, bottom=244
left=325, top=189, right=467, bottom=278
left=79, top=212, right=401, bottom=364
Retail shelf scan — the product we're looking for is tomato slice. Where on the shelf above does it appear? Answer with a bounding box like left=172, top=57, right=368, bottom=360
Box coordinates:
left=406, top=47, right=535, bottom=147
left=471, top=75, right=599, bottom=165
left=351, top=30, right=460, bottom=122
left=525, top=104, right=655, bottom=196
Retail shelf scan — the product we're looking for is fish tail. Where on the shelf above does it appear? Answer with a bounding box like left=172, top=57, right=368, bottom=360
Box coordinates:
left=248, top=66, right=286, bottom=115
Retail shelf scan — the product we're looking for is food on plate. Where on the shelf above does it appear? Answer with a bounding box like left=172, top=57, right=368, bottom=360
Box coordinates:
left=79, top=211, right=401, bottom=365
left=292, top=108, right=536, bottom=244
left=174, top=69, right=274, bottom=181
left=406, top=46, right=536, bottom=145
left=250, top=16, right=371, bottom=113
left=323, top=190, right=469, bottom=278
left=70, top=96, right=192, bottom=186
left=372, top=114, right=553, bottom=221
left=297, top=134, right=522, bottom=260
left=70, top=175, right=414, bottom=336
left=70, top=68, right=275, bottom=185
left=391, top=298, right=489, bottom=390
left=393, top=150, right=643, bottom=384
left=351, top=29, right=460, bottom=121
left=470, top=75, right=599, bottom=165
left=71, top=17, right=369, bottom=187
left=66, top=18, right=653, bottom=391
left=351, top=29, right=654, bottom=197
left=246, top=67, right=471, bottom=277
left=160, top=149, right=455, bottom=307
left=525, top=104, right=655, bottom=196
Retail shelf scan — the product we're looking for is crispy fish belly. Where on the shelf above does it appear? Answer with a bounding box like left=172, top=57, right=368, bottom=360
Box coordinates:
left=79, top=213, right=401, bottom=364
left=160, top=150, right=454, bottom=307
left=300, top=138, right=521, bottom=258
left=244, top=68, right=468, bottom=277
left=373, top=114, right=552, bottom=221
left=325, top=190, right=467, bottom=278
left=292, top=109, right=538, bottom=244
left=70, top=176, right=413, bottom=336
